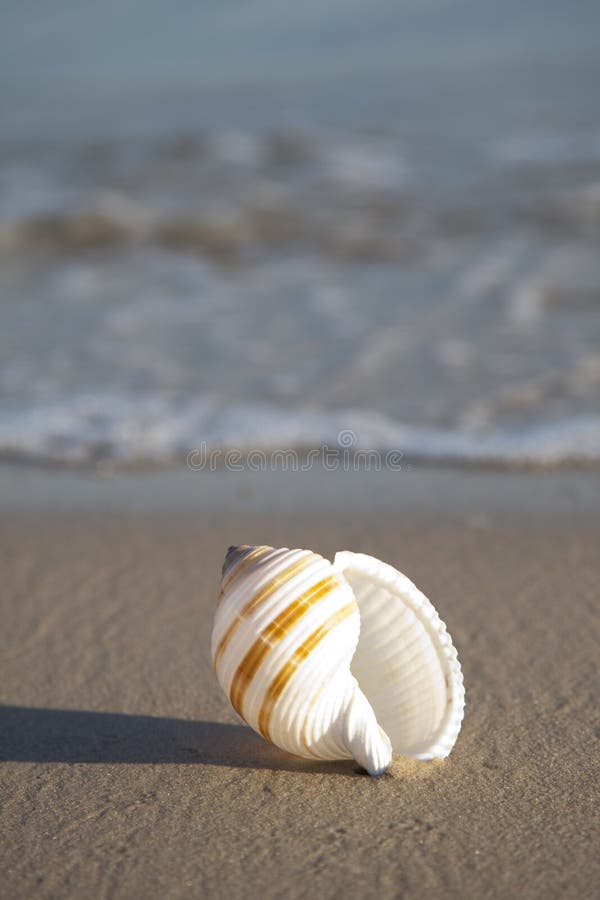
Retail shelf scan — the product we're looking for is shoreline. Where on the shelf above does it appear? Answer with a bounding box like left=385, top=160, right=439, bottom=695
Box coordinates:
left=1, top=462, right=599, bottom=520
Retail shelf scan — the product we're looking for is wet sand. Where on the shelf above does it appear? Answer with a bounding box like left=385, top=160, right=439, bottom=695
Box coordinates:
left=1, top=468, right=599, bottom=899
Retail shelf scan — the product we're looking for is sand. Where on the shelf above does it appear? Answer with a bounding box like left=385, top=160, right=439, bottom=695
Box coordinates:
left=1, top=467, right=599, bottom=899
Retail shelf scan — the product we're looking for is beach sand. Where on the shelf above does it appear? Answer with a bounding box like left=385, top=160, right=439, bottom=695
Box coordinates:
left=1, top=467, right=599, bottom=899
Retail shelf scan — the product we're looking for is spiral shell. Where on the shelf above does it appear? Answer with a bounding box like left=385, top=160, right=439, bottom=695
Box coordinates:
left=211, top=545, right=464, bottom=776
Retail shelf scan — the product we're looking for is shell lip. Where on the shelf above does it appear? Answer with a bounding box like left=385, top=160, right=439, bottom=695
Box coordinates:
left=333, top=550, right=465, bottom=761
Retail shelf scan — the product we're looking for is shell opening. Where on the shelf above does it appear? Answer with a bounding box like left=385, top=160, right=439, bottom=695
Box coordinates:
left=334, top=552, right=464, bottom=760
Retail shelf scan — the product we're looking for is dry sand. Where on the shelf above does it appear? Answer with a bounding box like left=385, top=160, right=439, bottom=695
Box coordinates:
left=1, top=467, right=599, bottom=899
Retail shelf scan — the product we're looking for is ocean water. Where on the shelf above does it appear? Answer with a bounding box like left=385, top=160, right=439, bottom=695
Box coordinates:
left=1, top=2, right=600, bottom=468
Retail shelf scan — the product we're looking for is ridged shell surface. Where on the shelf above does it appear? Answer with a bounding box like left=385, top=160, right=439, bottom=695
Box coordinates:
left=211, top=544, right=464, bottom=775
left=334, top=551, right=465, bottom=760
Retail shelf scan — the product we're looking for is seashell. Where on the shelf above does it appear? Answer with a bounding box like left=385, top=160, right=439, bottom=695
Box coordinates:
left=211, top=545, right=464, bottom=776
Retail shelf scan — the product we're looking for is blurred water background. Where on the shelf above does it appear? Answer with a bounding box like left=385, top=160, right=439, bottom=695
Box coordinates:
left=1, top=0, right=600, bottom=467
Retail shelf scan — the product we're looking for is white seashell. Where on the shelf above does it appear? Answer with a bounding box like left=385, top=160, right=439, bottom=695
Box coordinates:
left=211, top=545, right=464, bottom=776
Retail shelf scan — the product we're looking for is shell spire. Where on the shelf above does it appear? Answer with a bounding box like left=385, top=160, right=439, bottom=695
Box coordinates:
left=222, top=545, right=254, bottom=576
left=211, top=545, right=464, bottom=776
